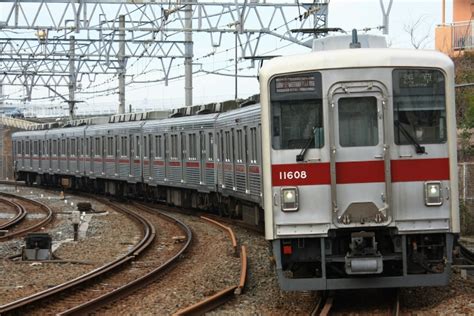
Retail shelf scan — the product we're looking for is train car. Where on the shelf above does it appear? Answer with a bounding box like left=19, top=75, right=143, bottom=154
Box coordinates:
left=215, top=104, right=263, bottom=219
left=259, top=35, right=459, bottom=290
left=13, top=130, right=45, bottom=180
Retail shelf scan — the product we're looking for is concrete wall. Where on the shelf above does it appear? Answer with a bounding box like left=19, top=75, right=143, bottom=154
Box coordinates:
left=453, top=0, right=473, bottom=22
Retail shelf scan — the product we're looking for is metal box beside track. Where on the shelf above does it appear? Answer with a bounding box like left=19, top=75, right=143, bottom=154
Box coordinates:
left=22, top=232, right=53, bottom=261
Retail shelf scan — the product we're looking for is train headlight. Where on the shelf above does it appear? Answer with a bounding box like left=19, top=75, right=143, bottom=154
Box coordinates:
left=424, top=181, right=442, bottom=206
left=281, top=187, right=298, bottom=211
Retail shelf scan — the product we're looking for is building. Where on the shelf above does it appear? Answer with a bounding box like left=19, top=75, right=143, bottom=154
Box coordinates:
left=435, top=0, right=474, bottom=56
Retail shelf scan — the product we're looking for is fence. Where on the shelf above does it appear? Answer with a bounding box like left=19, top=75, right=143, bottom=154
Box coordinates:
left=452, top=20, right=473, bottom=51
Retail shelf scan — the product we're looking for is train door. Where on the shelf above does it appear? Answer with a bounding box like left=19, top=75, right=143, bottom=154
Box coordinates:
left=329, top=82, right=392, bottom=227
left=200, top=131, right=206, bottom=185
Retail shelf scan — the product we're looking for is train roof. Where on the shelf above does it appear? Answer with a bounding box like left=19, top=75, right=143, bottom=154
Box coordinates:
left=143, top=112, right=219, bottom=131
left=259, top=48, right=454, bottom=80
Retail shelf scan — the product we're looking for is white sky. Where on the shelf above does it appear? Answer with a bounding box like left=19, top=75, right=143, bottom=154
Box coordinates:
left=1, top=0, right=455, bottom=116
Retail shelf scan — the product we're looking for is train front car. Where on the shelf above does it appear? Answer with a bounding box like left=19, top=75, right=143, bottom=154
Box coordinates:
left=260, top=41, right=459, bottom=291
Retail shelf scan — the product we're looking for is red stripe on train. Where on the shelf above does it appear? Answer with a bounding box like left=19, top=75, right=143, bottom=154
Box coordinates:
left=271, top=158, right=450, bottom=186
left=186, top=161, right=200, bottom=168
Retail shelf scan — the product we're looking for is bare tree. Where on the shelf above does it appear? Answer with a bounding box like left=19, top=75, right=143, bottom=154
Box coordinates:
left=404, top=16, right=432, bottom=49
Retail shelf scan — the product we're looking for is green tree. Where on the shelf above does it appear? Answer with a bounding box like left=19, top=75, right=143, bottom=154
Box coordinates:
left=454, top=52, right=474, bottom=160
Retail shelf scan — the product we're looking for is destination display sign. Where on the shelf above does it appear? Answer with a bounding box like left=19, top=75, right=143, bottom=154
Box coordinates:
left=399, top=70, right=438, bottom=88
left=275, top=75, right=316, bottom=93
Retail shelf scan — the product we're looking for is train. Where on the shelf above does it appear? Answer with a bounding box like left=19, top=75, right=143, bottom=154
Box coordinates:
left=12, top=34, right=460, bottom=291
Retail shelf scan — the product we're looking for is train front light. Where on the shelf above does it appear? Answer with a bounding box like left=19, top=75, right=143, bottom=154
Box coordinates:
left=281, top=187, right=298, bottom=211
left=424, top=181, right=442, bottom=206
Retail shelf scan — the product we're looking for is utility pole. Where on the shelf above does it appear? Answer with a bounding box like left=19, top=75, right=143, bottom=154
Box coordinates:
left=234, top=31, right=238, bottom=101
left=379, top=0, right=393, bottom=35
left=184, top=1, right=193, bottom=107
left=0, top=82, right=3, bottom=107
left=68, top=35, right=76, bottom=120
left=118, top=15, right=126, bottom=114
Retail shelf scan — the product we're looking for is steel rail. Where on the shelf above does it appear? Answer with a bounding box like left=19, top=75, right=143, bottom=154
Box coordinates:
left=0, top=198, right=155, bottom=314
left=201, top=216, right=238, bottom=255
left=174, top=217, right=247, bottom=315
left=58, top=202, right=193, bottom=315
left=0, top=197, right=26, bottom=230
left=0, top=192, right=53, bottom=241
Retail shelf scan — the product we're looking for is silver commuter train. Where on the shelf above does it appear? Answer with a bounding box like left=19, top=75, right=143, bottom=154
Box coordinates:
left=13, top=104, right=263, bottom=219
left=13, top=35, right=459, bottom=291
left=260, top=37, right=459, bottom=290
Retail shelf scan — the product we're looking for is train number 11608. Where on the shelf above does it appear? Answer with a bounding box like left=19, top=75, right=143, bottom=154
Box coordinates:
left=279, top=171, right=307, bottom=180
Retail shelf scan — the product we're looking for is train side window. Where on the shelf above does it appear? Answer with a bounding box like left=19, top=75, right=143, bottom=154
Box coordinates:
left=208, top=133, right=214, bottom=161
left=136, top=135, right=140, bottom=157
left=94, top=138, right=100, bottom=157
left=236, top=129, right=243, bottom=163
left=189, top=133, right=197, bottom=160
left=393, top=69, right=446, bottom=144
left=85, top=138, right=89, bottom=156
left=155, top=135, right=162, bottom=158
left=33, top=141, right=38, bottom=155
left=338, top=97, right=378, bottom=147
left=107, top=137, right=113, bottom=156
left=181, top=133, right=186, bottom=160
left=250, top=127, right=258, bottom=164
left=71, top=138, right=76, bottom=156
left=61, top=139, right=66, bottom=156
left=143, top=135, right=148, bottom=158
left=171, top=134, right=178, bottom=159
left=120, top=136, right=126, bottom=157
left=224, top=131, right=231, bottom=162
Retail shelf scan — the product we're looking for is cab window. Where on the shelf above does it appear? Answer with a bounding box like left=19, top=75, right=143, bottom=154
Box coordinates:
left=393, top=69, right=446, bottom=144
left=270, top=72, right=324, bottom=150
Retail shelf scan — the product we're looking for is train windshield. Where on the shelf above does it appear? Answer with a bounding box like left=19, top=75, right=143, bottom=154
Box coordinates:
left=270, top=72, right=324, bottom=150
left=393, top=69, right=447, bottom=144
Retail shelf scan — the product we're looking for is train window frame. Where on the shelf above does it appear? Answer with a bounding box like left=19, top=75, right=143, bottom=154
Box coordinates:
left=135, top=135, right=140, bottom=158
left=143, top=135, right=149, bottom=158
left=236, top=129, right=243, bottom=163
left=71, top=138, right=76, bottom=157
left=120, top=136, right=127, bottom=157
left=181, top=132, right=186, bottom=160
left=155, top=135, right=162, bottom=159
left=188, top=133, right=197, bottom=160
left=250, top=127, right=258, bottom=164
left=107, top=136, right=113, bottom=156
left=392, top=68, right=447, bottom=145
left=208, top=132, right=214, bottom=161
left=270, top=72, right=324, bottom=151
left=170, top=134, right=178, bottom=159
left=224, top=131, right=231, bottom=162
left=338, top=96, right=379, bottom=147
left=33, top=141, right=38, bottom=156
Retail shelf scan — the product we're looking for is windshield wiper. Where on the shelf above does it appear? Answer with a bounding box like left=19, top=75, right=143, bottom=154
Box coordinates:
left=394, top=120, right=426, bottom=154
left=297, top=126, right=316, bottom=162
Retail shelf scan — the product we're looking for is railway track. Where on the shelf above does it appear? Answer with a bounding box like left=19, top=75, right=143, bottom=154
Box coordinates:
left=0, top=198, right=159, bottom=315
left=0, top=192, right=53, bottom=241
left=56, top=202, right=193, bottom=315
left=311, top=288, right=400, bottom=316
left=0, top=196, right=26, bottom=231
